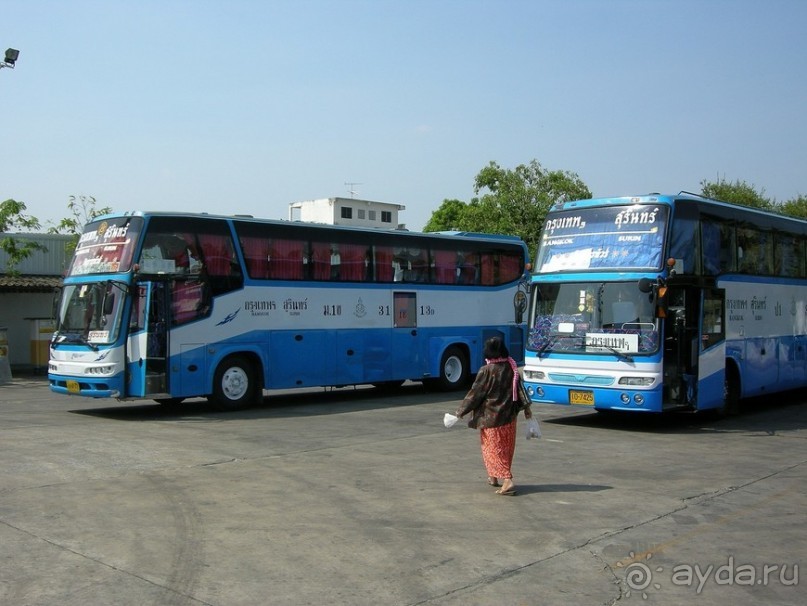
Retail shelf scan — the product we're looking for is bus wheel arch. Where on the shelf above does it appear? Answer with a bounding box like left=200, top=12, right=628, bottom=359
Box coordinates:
left=209, top=353, right=262, bottom=411
left=435, top=344, right=470, bottom=391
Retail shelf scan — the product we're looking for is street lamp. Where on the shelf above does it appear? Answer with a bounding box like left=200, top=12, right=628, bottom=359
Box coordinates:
left=1, top=48, right=20, bottom=69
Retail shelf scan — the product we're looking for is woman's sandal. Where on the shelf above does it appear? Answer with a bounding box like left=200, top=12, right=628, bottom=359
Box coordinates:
left=487, top=477, right=500, bottom=487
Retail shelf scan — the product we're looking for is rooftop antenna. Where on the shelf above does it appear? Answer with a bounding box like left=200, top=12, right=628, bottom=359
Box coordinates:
left=344, top=182, right=362, bottom=198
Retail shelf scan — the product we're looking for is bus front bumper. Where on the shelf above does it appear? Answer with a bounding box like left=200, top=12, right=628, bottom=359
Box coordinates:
left=48, top=373, right=122, bottom=398
left=524, top=382, right=664, bottom=413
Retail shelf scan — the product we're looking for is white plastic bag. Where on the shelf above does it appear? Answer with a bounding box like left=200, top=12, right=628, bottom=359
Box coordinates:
left=443, top=413, right=460, bottom=428
left=525, top=417, right=542, bottom=439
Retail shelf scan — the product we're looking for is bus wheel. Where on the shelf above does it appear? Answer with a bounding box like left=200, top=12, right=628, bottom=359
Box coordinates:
left=436, top=346, right=469, bottom=391
left=210, top=356, right=256, bottom=411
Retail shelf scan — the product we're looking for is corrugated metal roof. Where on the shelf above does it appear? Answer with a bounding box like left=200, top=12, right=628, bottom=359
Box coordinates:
left=0, top=232, right=73, bottom=275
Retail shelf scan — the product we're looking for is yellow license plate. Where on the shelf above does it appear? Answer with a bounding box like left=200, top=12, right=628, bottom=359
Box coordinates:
left=569, top=389, right=595, bottom=405
left=66, top=380, right=80, bottom=394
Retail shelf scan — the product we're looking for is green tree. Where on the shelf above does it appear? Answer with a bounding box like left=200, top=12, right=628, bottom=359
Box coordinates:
left=48, top=195, right=112, bottom=254
left=0, top=198, right=46, bottom=276
left=422, top=199, right=471, bottom=232
left=425, top=160, right=591, bottom=254
left=779, top=194, right=807, bottom=219
left=699, top=177, right=774, bottom=211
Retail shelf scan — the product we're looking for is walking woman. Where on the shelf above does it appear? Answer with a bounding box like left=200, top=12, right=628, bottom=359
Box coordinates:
left=455, top=336, right=532, bottom=496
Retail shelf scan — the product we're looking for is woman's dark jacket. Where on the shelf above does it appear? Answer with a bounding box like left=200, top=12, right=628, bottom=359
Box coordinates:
left=455, top=362, right=517, bottom=429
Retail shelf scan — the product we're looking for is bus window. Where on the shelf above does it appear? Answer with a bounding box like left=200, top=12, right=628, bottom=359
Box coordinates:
left=269, top=238, right=305, bottom=280
left=499, top=251, right=524, bottom=283
left=374, top=245, right=394, bottom=282
left=456, top=251, right=479, bottom=285
left=737, top=226, right=758, bottom=274
left=775, top=234, right=803, bottom=277
left=310, top=241, right=332, bottom=281
left=433, top=249, right=456, bottom=284
left=241, top=235, right=270, bottom=279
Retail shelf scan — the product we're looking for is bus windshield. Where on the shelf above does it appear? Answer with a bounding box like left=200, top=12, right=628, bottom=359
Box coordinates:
left=527, top=281, right=659, bottom=356
left=68, top=216, right=144, bottom=276
left=535, top=204, right=668, bottom=273
left=53, top=281, right=127, bottom=347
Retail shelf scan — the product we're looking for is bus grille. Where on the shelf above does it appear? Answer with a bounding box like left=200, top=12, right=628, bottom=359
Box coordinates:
left=548, top=373, right=614, bottom=386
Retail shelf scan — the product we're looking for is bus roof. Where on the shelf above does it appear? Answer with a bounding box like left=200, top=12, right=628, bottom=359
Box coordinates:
left=552, top=192, right=807, bottom=231
left=88, top=210, right=529, bottom=247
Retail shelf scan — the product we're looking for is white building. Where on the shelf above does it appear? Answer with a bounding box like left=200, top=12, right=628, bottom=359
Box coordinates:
left=288, top=197, right=406, bottom=230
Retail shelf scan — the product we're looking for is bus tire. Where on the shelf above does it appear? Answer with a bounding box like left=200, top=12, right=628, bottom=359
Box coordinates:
left=436, top=346, right=469, bottom=391
left=210, top=355, right=257, bottom=411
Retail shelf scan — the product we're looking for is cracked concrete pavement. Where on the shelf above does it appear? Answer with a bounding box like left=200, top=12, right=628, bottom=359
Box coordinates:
left=0, top=377, right=804, bottom=605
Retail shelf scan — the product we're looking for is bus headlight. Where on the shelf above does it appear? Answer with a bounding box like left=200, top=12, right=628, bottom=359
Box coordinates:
left=634, top=394, right=645, bottom=405
left=86, top=365, right=115, bottom=376
left=618, top=377, right=654, bottom=386
left=523, top=370, right=545, bottom=380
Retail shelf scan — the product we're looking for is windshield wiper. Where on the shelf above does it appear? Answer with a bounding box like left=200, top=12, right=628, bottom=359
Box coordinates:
left=602, top=345, right=633, bottom=363
left=537, top=335, right=559, bottom=358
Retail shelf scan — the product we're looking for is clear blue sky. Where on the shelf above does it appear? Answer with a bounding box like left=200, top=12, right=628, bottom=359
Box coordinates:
left=3, top=0, right=805, bottom=231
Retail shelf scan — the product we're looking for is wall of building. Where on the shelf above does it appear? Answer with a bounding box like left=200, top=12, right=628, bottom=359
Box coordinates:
left=0, top=233, right=71, bottom=372
left=289, top=198, right=406, bottom=230
left=0, top=293, right=56, bottom=369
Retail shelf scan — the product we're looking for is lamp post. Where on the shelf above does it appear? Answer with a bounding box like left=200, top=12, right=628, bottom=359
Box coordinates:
left=1, top=48, right=20, bottom=69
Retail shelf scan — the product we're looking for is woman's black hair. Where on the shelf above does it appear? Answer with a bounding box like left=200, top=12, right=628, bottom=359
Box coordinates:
left=483, top=336, right=509, bottom=359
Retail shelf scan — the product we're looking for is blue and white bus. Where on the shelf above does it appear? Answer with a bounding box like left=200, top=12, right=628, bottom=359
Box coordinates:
left=522, top=192, right=807, bottom=414
left=48, top=211, right=529, bottom=409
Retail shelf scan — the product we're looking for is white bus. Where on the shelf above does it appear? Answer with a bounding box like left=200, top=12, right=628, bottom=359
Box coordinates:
left=49, top=211, right=529, bottom=409
left=523, top=192, right=807, bottom=414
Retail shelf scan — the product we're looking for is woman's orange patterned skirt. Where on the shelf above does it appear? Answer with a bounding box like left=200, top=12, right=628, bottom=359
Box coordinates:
left=479, top=419, right=517, bottom=479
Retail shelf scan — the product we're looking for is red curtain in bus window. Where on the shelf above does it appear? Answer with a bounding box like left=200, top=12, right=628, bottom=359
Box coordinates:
left=480, top=253, right=495, bottom=285
left=340, top=243, right=367, bottom=281
left=434, top=250, right=456, bottom=284
left=270, top=239, right=304, bottom=280
left=375, top=247, right=394, bottom=282
left=310, top=242, right=331, bottom=280
left=498, top=253, right=522, bottom=283
left=198, top=233, right=234, bottom=277
left=172, top=280, right=205, bottom=324
left=241, top=236, right=269, bottom=279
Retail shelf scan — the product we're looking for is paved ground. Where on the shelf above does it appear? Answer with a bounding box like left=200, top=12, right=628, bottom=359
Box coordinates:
left=0, top=375, right=804, bottom=605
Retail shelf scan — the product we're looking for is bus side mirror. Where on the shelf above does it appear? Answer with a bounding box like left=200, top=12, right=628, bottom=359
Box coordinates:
left=656, top=285, right=668, bottom=318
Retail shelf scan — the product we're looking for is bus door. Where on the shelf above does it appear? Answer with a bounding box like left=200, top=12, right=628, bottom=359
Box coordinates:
left=128, top=281, right=169, bottom=397
left=662, top=286, right=700, bottom=409
left=662, top=286, right=725, bottom=410
left=391, top=292, right=419, bottom=375
left=696, top=288, right=726, bottom=411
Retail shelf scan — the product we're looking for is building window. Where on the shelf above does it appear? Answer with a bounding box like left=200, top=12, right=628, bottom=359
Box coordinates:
left=357, top=209, right=366, bottom=219
left=381, top=211, right=392, bottom=223
left=368, top=210, right=376, bottom=221
left=341, top=207, right=353, bottom=219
